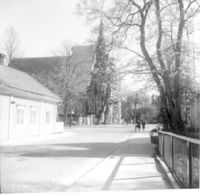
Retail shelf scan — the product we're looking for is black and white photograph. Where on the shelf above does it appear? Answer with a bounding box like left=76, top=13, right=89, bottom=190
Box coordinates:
left=0, top=0, right=200, bottom=193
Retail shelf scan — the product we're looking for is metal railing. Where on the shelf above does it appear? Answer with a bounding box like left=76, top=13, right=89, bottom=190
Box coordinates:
left=158, top=131, right=200, bottom=188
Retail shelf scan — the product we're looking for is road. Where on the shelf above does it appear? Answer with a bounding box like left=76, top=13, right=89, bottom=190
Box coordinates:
left=0, top=124, right=173, bottom=192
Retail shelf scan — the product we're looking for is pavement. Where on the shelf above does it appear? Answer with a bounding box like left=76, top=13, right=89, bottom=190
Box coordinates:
left=0, top=124, right=179, bottom=193
left=68, top=132, right=177, bottom=191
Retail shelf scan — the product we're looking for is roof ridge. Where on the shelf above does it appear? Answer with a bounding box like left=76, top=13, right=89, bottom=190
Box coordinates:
left=2, top=83, right=60, bottom=100
left=14, top=45, right=94, bottom=60
left=14, top=56, right=66, bottom=60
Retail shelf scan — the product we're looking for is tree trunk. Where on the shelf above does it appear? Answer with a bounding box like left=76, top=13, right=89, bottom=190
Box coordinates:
left=159, top=92, right=185, bottom=133
left=96, top=110, right=103, bottom=124
left=103, top=103, right=109, bottom=124
left=133, top=104, right=137, bottom=124
left=138, top=0, right=185, bottom=134
left=63, top=104, right=68, bottom=126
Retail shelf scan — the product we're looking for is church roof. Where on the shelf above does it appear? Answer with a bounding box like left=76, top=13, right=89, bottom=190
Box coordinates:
left=13, top=45, right=95, bottom=97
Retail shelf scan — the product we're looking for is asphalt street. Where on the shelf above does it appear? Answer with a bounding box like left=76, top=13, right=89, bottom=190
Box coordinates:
left=0, top=124, right=174, bottom=192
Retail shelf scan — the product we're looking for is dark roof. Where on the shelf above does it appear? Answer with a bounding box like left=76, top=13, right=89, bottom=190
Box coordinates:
left=13, top=45, right=95, bottom=96
left=0, top=65, right=60, bottom=102
left=13, top=56, right=66, bottom=75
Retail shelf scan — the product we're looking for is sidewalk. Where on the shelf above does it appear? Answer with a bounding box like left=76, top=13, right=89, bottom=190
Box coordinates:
left=68, top=132, right=177, bottom=191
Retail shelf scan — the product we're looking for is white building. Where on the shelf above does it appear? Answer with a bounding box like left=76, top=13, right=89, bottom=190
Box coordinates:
left=0, top=55, right=63, bottom=142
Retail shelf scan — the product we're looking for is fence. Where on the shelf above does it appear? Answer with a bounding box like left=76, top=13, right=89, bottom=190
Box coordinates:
left=158, top=131, right=200, bottom=188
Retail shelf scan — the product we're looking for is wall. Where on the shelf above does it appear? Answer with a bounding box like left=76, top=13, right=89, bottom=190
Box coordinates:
left=40, top=101, right=57, bottom=135
left=0, top=95, right=10, bottom=141
left=0, top=94, right=59, bottom=141
left=10, top=96, right=40, bottom=139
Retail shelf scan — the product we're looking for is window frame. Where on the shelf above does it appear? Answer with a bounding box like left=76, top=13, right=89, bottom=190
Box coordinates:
left=16, top=105, right=26, bottom=125
left=30, top=106, right=37, bottom=124
left=45, top=111, right=50, bottom=124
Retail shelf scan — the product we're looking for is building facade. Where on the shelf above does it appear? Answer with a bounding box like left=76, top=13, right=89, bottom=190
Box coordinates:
left=0, top=58, right=63, bottom=142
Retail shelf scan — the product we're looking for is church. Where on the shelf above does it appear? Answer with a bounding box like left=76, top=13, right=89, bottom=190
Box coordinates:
left=12, top=45, right=122, bottom=125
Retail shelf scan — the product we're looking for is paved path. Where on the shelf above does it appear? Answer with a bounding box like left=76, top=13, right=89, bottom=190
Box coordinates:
left=68, top=132, right=173, bottom=191
left=0, top=124, right=174, bottom=193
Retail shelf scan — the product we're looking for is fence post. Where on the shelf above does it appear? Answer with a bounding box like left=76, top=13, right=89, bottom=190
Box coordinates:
left=171, top=136, right=174, bottom=172
left=160, top=133, right=163, bottom=158
left=162, top=133, right=165, bottom=160
left=199, top=145, right=200, bottom=188
left=187, top=141, right=192, bottom=188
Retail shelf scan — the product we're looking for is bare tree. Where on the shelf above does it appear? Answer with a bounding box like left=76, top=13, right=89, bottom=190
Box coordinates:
left=57, top=44, right=80, bottom=125
left=79, top=0, right=200, bottom=134
left=2, top=27, right=21, bottom=66
left=127, top=92, right=140, bottom=123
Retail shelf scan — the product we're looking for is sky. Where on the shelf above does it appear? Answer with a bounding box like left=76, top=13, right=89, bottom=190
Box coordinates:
left=0, top=0, right=91, bottom=57
left=0, top=0, right=199, bottom=92
left=0, top=0, right=145, bottom=93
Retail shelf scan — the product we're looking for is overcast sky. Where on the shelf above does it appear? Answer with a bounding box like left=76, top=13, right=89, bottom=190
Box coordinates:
left=0, top=0, right=199, bottom=91
left=0, top=0, right=91, bottom=57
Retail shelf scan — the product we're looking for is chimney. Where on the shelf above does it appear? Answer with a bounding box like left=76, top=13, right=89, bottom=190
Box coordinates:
left=0, top=53, right=6, bottom=65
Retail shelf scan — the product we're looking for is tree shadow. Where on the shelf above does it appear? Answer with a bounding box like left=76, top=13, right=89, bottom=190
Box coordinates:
left=1, top=137, right=153, bottom=159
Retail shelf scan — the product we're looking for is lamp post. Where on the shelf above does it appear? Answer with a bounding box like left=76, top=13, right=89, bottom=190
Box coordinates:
left=69, top=97, right=74, bottom=128
left=70, top=110, right=74, bottom=128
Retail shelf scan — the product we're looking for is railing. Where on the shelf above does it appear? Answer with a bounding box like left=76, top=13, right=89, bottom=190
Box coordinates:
left=158, top=131, right=200, bottom=188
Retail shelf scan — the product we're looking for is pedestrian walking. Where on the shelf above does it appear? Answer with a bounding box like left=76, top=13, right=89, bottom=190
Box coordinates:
left=135, top=120, right=141, bottom=132
left=141, top=120, right=145, bottom=130
left=138, top=120, right=141, bottom=131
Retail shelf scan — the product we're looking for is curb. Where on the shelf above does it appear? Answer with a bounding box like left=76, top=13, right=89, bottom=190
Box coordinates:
left=154, top=154, right=180, bottom=189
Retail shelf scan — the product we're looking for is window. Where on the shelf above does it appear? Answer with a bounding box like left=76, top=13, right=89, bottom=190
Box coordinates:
left=30, top=107, right=37, bottom=124
left=45, top=111, right=50, bottom=123
left=16, top=106, right=25, bottom=125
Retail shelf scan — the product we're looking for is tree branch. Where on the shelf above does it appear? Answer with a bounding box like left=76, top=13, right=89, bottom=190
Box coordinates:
left=155, top=0, right=167, bottom=72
